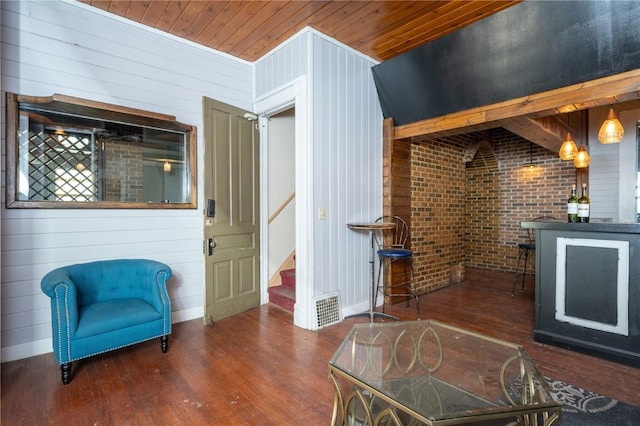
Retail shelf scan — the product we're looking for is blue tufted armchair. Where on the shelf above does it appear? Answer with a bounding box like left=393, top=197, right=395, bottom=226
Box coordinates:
left=41, top=259, right=172, bottom=384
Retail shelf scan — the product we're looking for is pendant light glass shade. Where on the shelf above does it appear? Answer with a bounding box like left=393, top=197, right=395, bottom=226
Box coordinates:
left=597, top=107, right=624, bottom=144
left=163, top=161, right=172, bottom=173
left=558, top=132, right=578, bottom=160
left=573, top=143, right=590, bottom=168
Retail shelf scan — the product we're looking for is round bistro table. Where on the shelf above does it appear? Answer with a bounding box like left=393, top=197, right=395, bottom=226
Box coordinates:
left=347, top=222, right=399, bottom=323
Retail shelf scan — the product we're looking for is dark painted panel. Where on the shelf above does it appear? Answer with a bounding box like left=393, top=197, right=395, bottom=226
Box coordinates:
left=565, top=246, right=618, bottom=325
left=372, top=1, right=640, bottom=126
left=534, top=228, right=640, bottom=367
left=612, top=1, right=640, bottom=70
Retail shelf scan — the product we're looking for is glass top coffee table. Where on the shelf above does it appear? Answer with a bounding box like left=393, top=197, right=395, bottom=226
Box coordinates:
left=328, top=320, right=561, bottom=425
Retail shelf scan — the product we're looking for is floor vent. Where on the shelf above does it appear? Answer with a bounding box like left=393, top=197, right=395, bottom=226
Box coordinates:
left=314, top=292, right=341, bottom=329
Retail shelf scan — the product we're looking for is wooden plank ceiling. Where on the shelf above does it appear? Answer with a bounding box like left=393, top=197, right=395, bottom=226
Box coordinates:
left=81, top=1, right=639, bottom=152
left=80, top=0, right=519, bottom=62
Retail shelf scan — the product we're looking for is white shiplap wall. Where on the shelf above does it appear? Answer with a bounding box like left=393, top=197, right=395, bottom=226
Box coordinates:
left=255, top=29, right=383, bottom=321
left=2, top=2, right=384, bottom=358
left=589, top=107, right=620, bottom=221
left=310, top=33, right=383, bottom=314
left=255, top=29, right=382, bottom=315
left=589, top=106, right=640, bottom=223
left=254, top=32, right=309, bottom=99
left=617, top=109, right=639, bottom=221
left=1, top=0, right=253, bottom=361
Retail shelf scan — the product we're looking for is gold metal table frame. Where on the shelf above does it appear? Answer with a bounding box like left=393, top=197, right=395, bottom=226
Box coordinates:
left=328, top=320, right=561, bottom=426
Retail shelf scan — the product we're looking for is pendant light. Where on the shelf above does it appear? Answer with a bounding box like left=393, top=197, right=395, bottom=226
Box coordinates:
left=558, top=114, right=578, bottom=160
left=598, top=107, right=624, bottom=144
left=572, top=110, right=590, bottom=168
left=522, top=142, right=535, bottom=168
left=559, top=133, right=578, bottom=160
left=573, top=143, right=590, bottom=168
left=163, top=142, right=172, bottom=172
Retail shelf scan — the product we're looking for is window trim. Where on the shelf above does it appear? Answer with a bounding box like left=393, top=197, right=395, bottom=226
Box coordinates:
left=5, top=93, right=197, bottom=209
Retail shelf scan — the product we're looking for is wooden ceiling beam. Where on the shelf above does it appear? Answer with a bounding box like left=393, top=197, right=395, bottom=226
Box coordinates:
left=394, top=69, right=640, bottom=141
left=501, top=116, right=567, bottom=153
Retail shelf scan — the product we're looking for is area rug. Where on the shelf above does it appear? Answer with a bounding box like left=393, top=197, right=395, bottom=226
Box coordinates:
left=507, top=376, right=640, bottom=425
left=545, top=377, right=640, bottom=426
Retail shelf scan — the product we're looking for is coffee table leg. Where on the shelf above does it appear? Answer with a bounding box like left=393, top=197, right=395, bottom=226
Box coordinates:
left=329, top=371, right=344, bottom=426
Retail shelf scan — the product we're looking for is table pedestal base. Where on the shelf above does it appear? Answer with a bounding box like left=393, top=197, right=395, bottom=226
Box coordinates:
left=345, top=310, right=398, bottom=322
left=347, top=222, right=400, bottom=323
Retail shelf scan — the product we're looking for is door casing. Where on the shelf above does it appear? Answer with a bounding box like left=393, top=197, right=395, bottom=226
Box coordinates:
left=254, top=77, right=315, bottom=329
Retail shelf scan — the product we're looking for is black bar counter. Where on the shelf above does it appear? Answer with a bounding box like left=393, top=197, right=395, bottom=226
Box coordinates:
left=521, top=221, right=640, bottom=367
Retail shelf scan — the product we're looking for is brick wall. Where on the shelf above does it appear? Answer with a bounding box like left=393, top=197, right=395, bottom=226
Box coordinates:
left=410, top=135, right=467, bottom=294
left=410, top=128, right=576, bottom=293
left=103, top=139, right=144, bottom=202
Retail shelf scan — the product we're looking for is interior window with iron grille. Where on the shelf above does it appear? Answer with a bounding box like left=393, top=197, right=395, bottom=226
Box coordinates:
left=7, top=93, right=196, bottom=209
left=20, top=124, right=99, bottom=202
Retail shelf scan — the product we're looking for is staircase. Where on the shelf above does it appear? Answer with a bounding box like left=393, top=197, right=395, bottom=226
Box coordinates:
left=268, top=268, right=295, bottom=312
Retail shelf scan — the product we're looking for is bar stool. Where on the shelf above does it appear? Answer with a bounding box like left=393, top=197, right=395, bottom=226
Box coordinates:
left=512, top=216, right=556, bottom=295
left=373, top=215, right=420, bottom=314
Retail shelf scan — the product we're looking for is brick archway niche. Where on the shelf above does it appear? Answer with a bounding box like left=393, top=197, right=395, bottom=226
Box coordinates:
left=382, top=69, right=640, bottom=297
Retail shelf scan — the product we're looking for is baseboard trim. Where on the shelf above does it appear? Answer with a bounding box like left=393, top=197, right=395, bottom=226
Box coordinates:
left=340, top=301, right=371, bottom=319
left=1, top=339, right=53, bottom=363
left=171, top=306, right=204, bottom=323
left=1, top=307, right=205, bottom=363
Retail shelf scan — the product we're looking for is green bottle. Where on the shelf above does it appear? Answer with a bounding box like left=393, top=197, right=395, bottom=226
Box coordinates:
left=567, top=185, right=578, bottom=223
left=577, top=183, right=590, bottom=223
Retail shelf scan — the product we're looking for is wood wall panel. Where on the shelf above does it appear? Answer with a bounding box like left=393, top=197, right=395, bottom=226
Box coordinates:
left=381, top=118, right=414, bottom=303
left=382, top=118, right=394, bottom=217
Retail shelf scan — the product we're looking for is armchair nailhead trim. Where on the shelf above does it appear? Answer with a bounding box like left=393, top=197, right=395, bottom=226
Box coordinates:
left=157, top=270, right=170, bottom=336
left=69, top=334, right=167, bottom=362
left=53, top=284, right=71, bottom=362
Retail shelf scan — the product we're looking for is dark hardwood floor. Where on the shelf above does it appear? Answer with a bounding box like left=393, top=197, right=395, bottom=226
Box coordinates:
left=2, top=269, right=639, bottom=425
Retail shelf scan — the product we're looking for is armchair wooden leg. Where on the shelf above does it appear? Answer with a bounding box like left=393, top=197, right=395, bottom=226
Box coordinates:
left=61, top=362, right=72, bottom=385
left=161, top=335, right=169, bottom=353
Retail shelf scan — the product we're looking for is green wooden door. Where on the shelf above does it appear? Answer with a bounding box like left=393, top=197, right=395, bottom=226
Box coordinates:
left=203, top=97, right=260, bottom=324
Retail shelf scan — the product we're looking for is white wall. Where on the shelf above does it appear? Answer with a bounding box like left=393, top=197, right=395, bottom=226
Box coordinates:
left=254, top=33, right=309, bottom=99
left=310, top=32, right=383, bottom=315
left=2, top=2, right=385, bottom=359
left=268, top=108, right=296, bottom=279
left=589, top=106, right=639, bottom=223
left=254, top=29, right=383, bottom=322
left=1, top=0, right=253, bottom=361
left=617, top=109, right=638, bottom=221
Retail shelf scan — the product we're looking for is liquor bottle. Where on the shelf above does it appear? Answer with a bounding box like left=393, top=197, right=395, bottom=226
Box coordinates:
left=577, top=183, right=590, bottom=223
left=567, top=184, right=578, bottom=223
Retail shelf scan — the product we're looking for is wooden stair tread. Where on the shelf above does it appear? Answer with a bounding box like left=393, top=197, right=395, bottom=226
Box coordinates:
left=268, top=284, right=295, bottom=312
left=280, top=268, right=296, bottom=288
left=268, top=285, right=295, bottom=298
